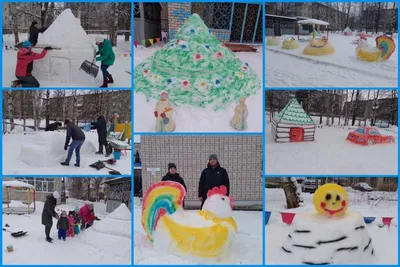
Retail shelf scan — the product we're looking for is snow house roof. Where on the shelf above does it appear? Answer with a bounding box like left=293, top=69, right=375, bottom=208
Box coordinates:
left=273, top=98, right=315, bottom=125
left=297, top=19, right=329, bottom=26
left=37, top=8, right=95, bottom=50
left=3, top=180, right=35, bottom=189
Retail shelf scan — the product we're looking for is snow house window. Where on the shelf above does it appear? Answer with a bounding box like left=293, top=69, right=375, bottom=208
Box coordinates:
left=15, top=178, right=55, bottom=193
left=369, top=130, right=379, bottom=135
left=355, top=128, right=365, bottom=134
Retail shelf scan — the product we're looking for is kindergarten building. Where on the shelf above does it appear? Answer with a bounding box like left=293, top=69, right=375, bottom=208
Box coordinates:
left=134, top=2, right=263, bottom=45
left=138, top=135, right=263, bottom=209
left=102, top=177, right=132, bottom=213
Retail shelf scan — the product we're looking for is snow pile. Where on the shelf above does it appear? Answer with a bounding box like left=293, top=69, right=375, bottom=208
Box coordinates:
left=278, top=210, right=375, bottom=264
left=3, top=180, right=35, bottom=189
left=107, top=203, right=132, bottom=221
left=90, top=203, right=131, bottom=238
left=37, top=9, right=94, bottom=50
left=358, top=39, right=380, bottom=52
left=34, top=8, right=96, bottom=85
left=19, top=132, right=96, bottom=167
left=4, top=200, right=33, bottom=208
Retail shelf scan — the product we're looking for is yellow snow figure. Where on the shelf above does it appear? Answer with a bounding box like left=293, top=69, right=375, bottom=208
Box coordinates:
left=267, top=36, right=280, bottom=46
left=157, top=209, right=237, bottom=259
left=230, top=97, right=248, bottom=131
left=303, top=38, right=335, bottom=56
left=356, top=36, right=396, bottom=62
left=282, top=38, right=300, bottom=50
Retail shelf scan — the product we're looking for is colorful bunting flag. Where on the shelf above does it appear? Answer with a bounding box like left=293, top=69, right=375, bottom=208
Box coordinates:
left=265, top=211, right=271, bottom=225
left=140, top=40, right=146, bottom=47
left=156, top=38, right=160, bottom=43
left=134, top=40, right=138, bottom=48
left=149, top=38, right=154, bottom=45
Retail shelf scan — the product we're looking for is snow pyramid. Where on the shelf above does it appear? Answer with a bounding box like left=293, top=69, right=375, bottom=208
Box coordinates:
left=19, top=132, right=96, bottom=167
left=33, top=8, right=97, bottom=85
left=80, top=203, right=132, bottom=264
left=134, top=14, right=260, bottom=111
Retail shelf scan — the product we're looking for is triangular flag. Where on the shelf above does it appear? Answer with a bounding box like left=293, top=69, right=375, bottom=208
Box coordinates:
left=134, top=40, right=138, bottom=48
left=156, top=38, right=160, bottom=43
left=140, top=40, right=146, bottom=47
left=149, top=39, right=154, bottom=46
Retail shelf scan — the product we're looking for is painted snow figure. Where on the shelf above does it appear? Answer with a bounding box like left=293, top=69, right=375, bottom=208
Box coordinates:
left=79, top=203, right=96, bottom=229
left=12, top=40, right=52, bottom=88
left=41, top=191, right=60, bottom=243
left=278, top=184, right=375, bottom=264
left=95, top=36, right=116, bottom=88
left=134, top=14, right=260, bottom=111
left=230, top=97, right=248, bottom=131
left=91, top=115, right=108, bottom=156
left=45, top=122, right=62, bottom=132
left=57, top=210, right=70, bottom=241
left=29, top=21, right=47, bottom=46
left=61, top=120, right=86, bottom=167
left=141, top=181, right=237, bottom=260
left=154, top=92, right=175, bottom=132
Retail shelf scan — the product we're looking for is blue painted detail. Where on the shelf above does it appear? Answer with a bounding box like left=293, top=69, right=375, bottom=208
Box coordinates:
left=215, top=79, right=221, bottom=85
left=169, top=29, right=176, bottom=40
left=167, top=79, right=172, bottom=84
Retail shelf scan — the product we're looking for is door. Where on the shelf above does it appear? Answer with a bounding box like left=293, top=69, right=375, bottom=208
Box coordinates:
left=290, top=128, right=304, bottom=142
left=273, top=23, right=281, bottom=36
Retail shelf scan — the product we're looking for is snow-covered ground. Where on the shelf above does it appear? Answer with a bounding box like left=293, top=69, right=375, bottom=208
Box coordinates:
left=265, top=116, right=398, bottom=175
left=2, top=34, right=131, bottom=88
left=265, top=188, right=398, bottom=264
left=266, top=34, right=398, bottom=87
left=134, top=199, right=262, bottom=264
left=2, top=121, right=132, bottom=175
left=134, top=45, right=262, bottom=132
left=2, top=199, right=131, bottom=264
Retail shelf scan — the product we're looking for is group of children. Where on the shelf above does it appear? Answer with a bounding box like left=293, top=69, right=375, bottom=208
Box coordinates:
left=56, top=206, right=95, bottom=241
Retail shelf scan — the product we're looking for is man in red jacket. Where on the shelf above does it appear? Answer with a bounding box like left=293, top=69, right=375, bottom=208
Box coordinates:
left=12, top=40, right=52, bottom=88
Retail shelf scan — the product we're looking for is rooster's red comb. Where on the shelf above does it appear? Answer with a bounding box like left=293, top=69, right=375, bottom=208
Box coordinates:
left=207, top=185, right=227, bottom=198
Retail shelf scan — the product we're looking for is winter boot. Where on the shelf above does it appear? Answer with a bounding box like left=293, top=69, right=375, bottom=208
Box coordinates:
left=74, top=163, right=80, bottom=167
left=46, top=237, right=53, bottom=243
left=96, top=144, right=104, bottom=155
left=60, top=162, right=69, bottom=166
left=107, top=74, right=114, bottom=84
left=100, top=78, right=108, bottom=88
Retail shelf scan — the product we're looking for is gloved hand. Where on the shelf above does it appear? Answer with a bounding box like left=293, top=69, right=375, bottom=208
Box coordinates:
left=154, top=111, right=158, bottom=118
left=64, top=145, right=68, bottom=151
left=44, top=46, right=53, bottom=50
left=161, top=113, right=166, bottom=118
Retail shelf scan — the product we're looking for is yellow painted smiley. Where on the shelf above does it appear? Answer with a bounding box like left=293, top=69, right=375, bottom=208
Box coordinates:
left=313, top=183, right=349, bottom=217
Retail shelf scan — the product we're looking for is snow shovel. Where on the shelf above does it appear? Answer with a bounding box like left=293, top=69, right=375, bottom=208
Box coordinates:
left=80, top=57, right=99, bottom=78
left=89, top=160, right=121, bottom=175
left=3, top=228, right=28, bottom=238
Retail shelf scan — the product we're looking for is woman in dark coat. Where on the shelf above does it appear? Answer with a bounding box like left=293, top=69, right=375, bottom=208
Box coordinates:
left=29, top=21, right=47, bottom=46
left=41, top=191, right=60, bottom=243
left=91, top=115, right=108, bottom=155
left=161, top=163, right=187, bottom=208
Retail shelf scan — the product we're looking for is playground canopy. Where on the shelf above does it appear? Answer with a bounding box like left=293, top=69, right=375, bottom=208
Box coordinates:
left=297, top=19, right=330, bottom=40
left=271, top=97, right=316, bottom=143
left=3, top=181, right=36, bottom=214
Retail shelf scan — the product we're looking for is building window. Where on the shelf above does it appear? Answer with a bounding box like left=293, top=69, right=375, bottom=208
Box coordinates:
left=16, top=178, right=55, bottom=193
left=383, top=178, right=390, bottom=183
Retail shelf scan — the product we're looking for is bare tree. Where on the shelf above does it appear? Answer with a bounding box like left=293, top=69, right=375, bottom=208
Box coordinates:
left=6, top=91, right=15, bottom=131
left=281, top=178, right=300, bottom=209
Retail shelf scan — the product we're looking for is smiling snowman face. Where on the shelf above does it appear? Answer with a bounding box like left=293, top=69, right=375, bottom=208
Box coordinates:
left=313, top=183, right=349, bottom=217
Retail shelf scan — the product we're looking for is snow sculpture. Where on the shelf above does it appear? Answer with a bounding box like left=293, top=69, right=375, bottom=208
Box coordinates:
left=278, top=183, right=375, bottom=264
left=135, top=14, right=260, bottom=111
left=230, top=96, right=248, bottom=131
left=141, top=181, right=237, bottom=260
left=154, top=92, right=175, bottom=132
left=33, top=9, right=97, bottom=85
left=356, top=35, right=396, bottom=62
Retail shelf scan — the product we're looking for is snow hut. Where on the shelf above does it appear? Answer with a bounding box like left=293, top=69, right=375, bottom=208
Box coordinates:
left=33, top=9, right=97, bottom=85
left=343, top=27, right=352, bottom=36
left=271, top=98, right=316, bottom=143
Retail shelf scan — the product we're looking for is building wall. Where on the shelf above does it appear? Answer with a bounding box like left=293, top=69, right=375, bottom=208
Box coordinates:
left=105, top=179, right=132, bottom=213
left=167, top=2, right=191, bottom=40
left=140, top=135, right=263, bottom=206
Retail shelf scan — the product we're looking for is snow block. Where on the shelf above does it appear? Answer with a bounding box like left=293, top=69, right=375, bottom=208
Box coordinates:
left=19, top=132, right=96, bottom=167
left=279, top=210, right=375, bottom=264
left=33, top=9, right=97, bottom=86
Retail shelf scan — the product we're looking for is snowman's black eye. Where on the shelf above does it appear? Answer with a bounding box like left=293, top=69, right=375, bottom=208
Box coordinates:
left=221, top=197, right=225, bottom=200
left=336, top=195, right=341, bottom=201
left=325, top=194, right=331, bottom=201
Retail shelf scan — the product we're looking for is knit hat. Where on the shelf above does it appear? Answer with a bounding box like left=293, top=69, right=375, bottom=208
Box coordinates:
left=95, top=36, right=104, bottom=43
left=64, top=119, right=70, bottom=126
left=160, top=91, right=168, bottom=99
left=75, top=206, right=80, bottom=212
left=31, top=21, right=38, bottom=26
left=209, top=154, right=218, bottom=161
left=88, top=203, right=94, bottom=210
left=22, top=40, right=32, bottom=48
left=53, top=191, right=60, bottom=199
left=168, top=163, right=177, bottom=170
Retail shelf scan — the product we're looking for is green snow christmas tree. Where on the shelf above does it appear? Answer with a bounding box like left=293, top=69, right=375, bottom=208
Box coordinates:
left=134, top=14, right=260, bottom=110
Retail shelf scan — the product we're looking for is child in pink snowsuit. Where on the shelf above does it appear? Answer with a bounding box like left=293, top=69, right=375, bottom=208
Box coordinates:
left=66, top=211, right=76, bottom=237
left=79, top=203, right=95, bottom=229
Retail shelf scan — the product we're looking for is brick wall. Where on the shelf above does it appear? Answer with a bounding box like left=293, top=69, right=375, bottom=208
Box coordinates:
left=140, top=135, right=263, bottom=202
left=167, top=2, right=191, bottom=40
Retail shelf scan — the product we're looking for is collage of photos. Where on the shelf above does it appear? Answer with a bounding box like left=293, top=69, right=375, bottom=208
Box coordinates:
left=0, top=1, right=398, bottom=267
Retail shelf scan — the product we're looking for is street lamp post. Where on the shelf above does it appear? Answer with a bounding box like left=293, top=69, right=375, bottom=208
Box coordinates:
left=372, top=102, right=379, bottom=126
left=61, top=178, right=66, bottom=204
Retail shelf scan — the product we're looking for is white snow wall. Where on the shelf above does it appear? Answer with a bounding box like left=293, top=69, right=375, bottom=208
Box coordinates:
left=33, top=9, right=97, bottom=85
left=271, top=120, right=316, bottom=143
